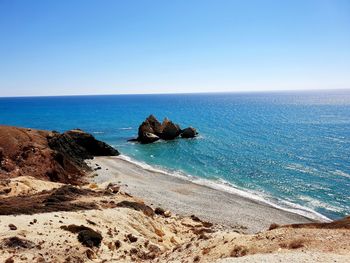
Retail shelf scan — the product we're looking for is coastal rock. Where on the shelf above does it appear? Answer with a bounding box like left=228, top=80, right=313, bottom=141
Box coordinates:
left=180, top=127, right=198, bottom=138
left=140, top=132, right=160, bottom=144
left=0, top=125, right=119, bottom=184
left=133, top=115, right=198, bottom=143
left=65, top=129, right=119, bottom=156
left=146, top=114, right=163, bottom=135
left=161, top=118, right=181, bottom=140
left=137, top=115, right=163, bottom=143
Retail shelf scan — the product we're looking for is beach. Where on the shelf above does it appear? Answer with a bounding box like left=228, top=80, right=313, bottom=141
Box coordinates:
left=0, top=126, right=349, bottom=262
left=88, top=156, right=316, bottom=233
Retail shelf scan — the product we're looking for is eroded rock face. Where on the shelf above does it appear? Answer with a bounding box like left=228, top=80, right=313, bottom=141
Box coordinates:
left=0, top=125, right=119, bottom=184
left=48, top=129, right=119, bottom=170
left=142, top=132, right=160, bottom=144
left=161, top=118, right=181, bottom=140
left=65, top=129, right=119, bottom=156
left=134, top=115, right=197, bottom=144
left=146, top=115, right=163, bottom=135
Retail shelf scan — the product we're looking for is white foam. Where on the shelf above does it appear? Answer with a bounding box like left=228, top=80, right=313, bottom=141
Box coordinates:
left=298, top=195, right=344, bottom=213
left=330, top=169, right=350, bottom=179
left=116, top=155, right=331, bottom=222
left=118, top=127, right=133, bottom=130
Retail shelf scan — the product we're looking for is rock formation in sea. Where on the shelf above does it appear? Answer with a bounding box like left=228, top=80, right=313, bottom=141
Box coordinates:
left=133, top=115, right=198, bottom=144
left=180, top=127, right=198, bottom=138
left=0, top=125, right=119, bottom=184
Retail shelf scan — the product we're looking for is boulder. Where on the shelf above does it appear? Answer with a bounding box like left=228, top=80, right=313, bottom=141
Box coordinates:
left=181, top=127, right=198, bottom=138
left=61, top=224, right=103, bottom=247
left=138, top=132, right=160, bottom=144
left=78, top=229, right=103, bottom=248
left=161, top=118, right=181, bottom=140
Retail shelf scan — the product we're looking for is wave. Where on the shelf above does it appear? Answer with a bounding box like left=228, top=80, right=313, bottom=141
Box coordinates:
left=92, top=131, right=104, bottom=134
left=117, top=155, right=331, bottom=222
left=298, top=195, right=345, bottom=213
left=330, top=169, right=350, bottom=179
left=285, top=163, right=318, bottom=175
left=118, top=127, right=133, bottom=130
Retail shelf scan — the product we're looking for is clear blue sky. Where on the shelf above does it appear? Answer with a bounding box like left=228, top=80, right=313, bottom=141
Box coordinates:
left=0, top=0, right=349, bottom=96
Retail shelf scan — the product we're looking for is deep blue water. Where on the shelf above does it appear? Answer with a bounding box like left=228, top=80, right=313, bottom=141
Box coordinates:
left=0, top=90, right=349, bottom=220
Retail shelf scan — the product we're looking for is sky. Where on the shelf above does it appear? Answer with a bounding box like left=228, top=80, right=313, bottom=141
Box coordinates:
left=0, top=0, right=349, bottom=97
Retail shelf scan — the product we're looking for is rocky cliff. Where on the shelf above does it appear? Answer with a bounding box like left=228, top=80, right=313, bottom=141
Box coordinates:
left=0, top=126, right=119, bottom=184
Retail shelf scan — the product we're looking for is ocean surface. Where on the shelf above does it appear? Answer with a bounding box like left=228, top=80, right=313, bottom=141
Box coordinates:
left=0, top=90, right=349, bottom=220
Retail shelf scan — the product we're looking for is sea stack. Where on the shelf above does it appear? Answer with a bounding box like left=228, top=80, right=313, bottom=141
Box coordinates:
left=133, top=115, right=198, bottom=144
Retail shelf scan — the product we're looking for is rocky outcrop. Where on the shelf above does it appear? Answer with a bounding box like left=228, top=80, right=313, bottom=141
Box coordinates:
left=48, top=129, right=119, bottom=170
left=161, top=118, right=181, bottom=140
left=140, top=132, right=160, bottom=144
left=181, top=127, right=198, bottom=138
left=133, top=115, right=198, bottom=144
left=0, top=126, right=119, bottom=184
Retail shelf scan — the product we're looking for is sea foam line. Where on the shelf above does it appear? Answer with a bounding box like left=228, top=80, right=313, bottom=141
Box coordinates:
left=117, top=154, right=331, bottom=222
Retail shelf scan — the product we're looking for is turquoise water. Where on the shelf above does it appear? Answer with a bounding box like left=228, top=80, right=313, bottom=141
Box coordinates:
left=0, top=90, right=349, bottom=220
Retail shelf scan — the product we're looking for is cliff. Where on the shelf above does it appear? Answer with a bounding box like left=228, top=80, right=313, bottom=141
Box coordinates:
left=0, top=126, right=119, bottom=184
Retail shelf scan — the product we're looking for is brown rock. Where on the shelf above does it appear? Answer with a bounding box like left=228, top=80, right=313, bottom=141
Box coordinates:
left=115, top=240, right=122, bottom=249
left=134, top=115, right=198, bottom=143
left=86, top=249, right=96, bottom=259
left=137, top=115, right=162, bottom=144
left=161, top=118, right=181, bottom=140
left=181, top=127, right=198, bottom=138
left=78, top=229, right=103, bottom=247
left=126, top=234, right=138, bottom=243
left=146, top=115, right=163, bottom=135
left=154, top=207, right=165, bottom=216
left=116, top=201, right=154, bottom=217
left=0, top=125, right=119, bottom=184
left=164, top=210, right=172, bottom=218
left=1, top=236, right=35, bottom=249
left=106, top=183, right=120, bottom=194
left=8, top=224, right=17, bottom=230
left=4, top=257, right=14, bottom=263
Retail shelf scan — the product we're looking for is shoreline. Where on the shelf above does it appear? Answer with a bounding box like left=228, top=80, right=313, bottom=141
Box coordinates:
left=88, top=155, right=324, bottom=233
left=118, top=154, right=330, bottom=222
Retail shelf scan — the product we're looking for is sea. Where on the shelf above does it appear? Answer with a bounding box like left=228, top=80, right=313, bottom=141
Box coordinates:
left=0, top=90, right=349, bottom=221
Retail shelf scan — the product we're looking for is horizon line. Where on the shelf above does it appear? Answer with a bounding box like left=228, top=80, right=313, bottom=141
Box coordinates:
left=0, top=87, right=349, bottom=99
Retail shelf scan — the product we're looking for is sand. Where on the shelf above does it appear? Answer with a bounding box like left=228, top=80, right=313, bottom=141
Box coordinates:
left=0, top=174, right=348, bottom=262
left=87, top=156, right=316, bottom=233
